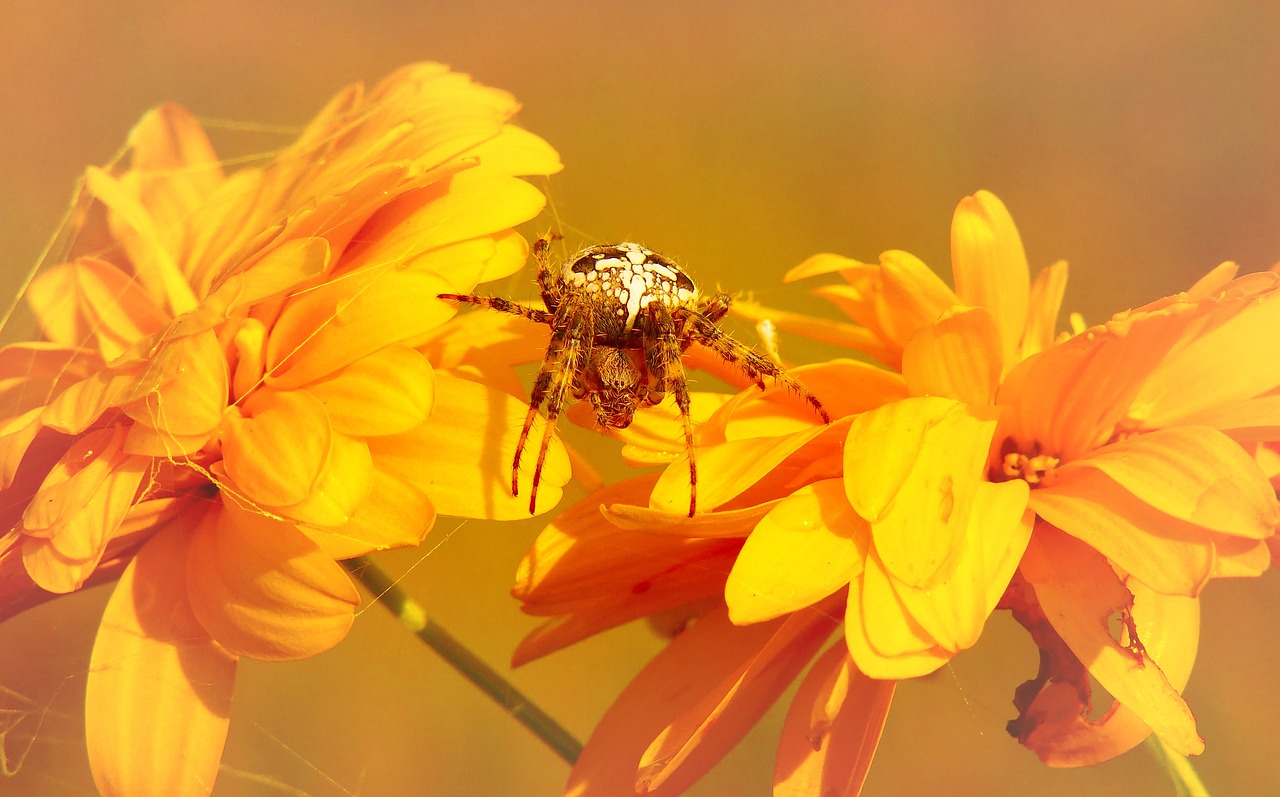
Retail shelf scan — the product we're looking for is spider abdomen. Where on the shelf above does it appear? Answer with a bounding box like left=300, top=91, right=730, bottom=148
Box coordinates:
left=562, top=243, right=698, bottom=335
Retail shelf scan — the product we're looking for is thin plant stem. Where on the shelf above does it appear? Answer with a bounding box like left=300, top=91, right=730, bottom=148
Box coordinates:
left=1145, top=734, right=1211, bottom=797
left=342, top=556, right=584, bottom=765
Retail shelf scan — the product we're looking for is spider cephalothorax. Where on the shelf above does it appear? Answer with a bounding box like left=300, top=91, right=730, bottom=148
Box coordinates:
left=439, top=235, right=830, bottom=517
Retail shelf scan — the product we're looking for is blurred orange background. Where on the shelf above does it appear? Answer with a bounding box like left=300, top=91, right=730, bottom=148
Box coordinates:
left=2, top=2, right=1279, bottom=795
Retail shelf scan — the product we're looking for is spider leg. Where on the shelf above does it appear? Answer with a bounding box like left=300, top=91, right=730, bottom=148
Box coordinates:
left=644, top=304, right=698, bottom=517
left=695, top=291, right=733, bottom=324
left=437, top=293, right=553, bottom=325
left=689, top=312, right=832, bottom=423
left=513, top=300, right=593, bottom=513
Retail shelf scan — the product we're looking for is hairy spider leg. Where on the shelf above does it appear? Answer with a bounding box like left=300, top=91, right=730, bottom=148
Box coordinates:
left=513, top=297, right=594, bottom=513
left=436, top=293, right=554, bottom=325
left=695, top=291, right=733, bottom=324
left=688, top=312, right=832, bottom=424
left=644, top=303, right=699, bottom=517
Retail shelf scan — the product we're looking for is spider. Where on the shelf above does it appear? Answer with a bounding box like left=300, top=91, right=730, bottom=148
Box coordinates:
left=438, top=234, right=830, bottom=517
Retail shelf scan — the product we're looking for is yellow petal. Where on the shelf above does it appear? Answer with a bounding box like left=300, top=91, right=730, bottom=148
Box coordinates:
left=121, top=329, right=228, bottom=455
left=603, top=497, right=779, bottom=538
left=725, top=479, right=868, bottom=624
left=889, top=480, right=1031, bottom=653
left=305, top=345, right=435, bottom=437
left=1022, top=260, right=1069, bottom=359
left=649, top=422, right=839, bottom=514
left=276, top=427, right=374, bottom=527
left=465, top=124, right=564, bottom=177
left=722, top=359, right=907, bottom=438
left=901, top=306, right=1002, bottom=404
left=1066, top=426, right=1278, bottom=538
left=844, top=397, right=997, bottom=588
left=951, top=191, right=1030, bottom=369
left=1031, top=467, right=1216, bottom=596
left=302, top=468, right=436, bottom=559
left=369, top=372, right=570, bottom=518
left=86, top=525, right=237, bottom=797
left=773, top=643, right=894, bottom=797
left=813, top=250, right=957, bottom=351
left=845, top=553, right=951, bottom=679
left=185, top=502, right=359, bottom=661
left=1019, top=525, right=1203, bottom=756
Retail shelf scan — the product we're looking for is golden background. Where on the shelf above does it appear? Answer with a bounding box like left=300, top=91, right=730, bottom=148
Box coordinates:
left=2, top=2, right=1279, bottom=795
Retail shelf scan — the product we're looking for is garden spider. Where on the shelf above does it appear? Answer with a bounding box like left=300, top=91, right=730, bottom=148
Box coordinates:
left=439, top=234, right=831, bottom=517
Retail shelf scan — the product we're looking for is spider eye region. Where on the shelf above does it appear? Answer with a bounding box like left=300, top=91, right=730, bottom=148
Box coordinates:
left=562, top=243, right=698, bottom=331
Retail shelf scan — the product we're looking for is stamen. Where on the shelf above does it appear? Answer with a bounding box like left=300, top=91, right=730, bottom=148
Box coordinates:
left=993, top=437, right=1061, bottom=486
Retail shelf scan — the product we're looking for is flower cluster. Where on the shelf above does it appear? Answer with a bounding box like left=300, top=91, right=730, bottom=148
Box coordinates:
left=0, top=63, right=569, bottom=796
left=512, top=191, right=1280, bottom=793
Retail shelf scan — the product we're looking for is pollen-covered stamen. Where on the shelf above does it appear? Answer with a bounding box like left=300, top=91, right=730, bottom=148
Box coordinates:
left=993, top=437, right=1061, bottom=486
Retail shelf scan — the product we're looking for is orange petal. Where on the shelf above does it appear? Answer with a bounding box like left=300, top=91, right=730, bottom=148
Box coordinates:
left=301, top=467, right=435, bottom=559
left=1128, top=271, right=1280, bottom=428
left=722, top=360, right=907, bottom=436
left=1171, top=393, right=1280, bottom=443
left=637, top=603, right=841, bottom=793
left=25, top=258, right=169, bottom=359
left=844, top=397, right=997, bottom=588
left=185, top=502, right=359, bottom=661
left=1019, top=525, right=1203, bottom=756
left=783, top=252, right=862, bottom=283
left=86, top=524, right=237, bottom=797
left=950, top=191, right=1030, bottom=369
left=370, top=372, right=570, bottom=518
left=1022, top=260, right=1069, bottom=359
left=121, top=329, right=229, bottom=455
left=730, top=298, right=896, bottom=366
left=220, top=388, right=331, bottom=508
left=773, top=643, right=895, bottom=797
left=813, top=249, right=956, bottom=351
left=1030, top=468, right=1214, bottom=596
left=726, top=479, right=868, bottom=624
left=901, top=305, right=1003, bottom=404
left=122, top=103, right=224, bottom=231
left=1066, top=426, right=1278, bottom=538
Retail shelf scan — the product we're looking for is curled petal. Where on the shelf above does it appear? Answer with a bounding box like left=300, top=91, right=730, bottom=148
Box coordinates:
left=845, top=551, right=950, bottom=679
left=186, top=502, right=360, bottom=661
left=221, top=388, right=332, bottom=509
left=26, top=258, right=168, bottom=359
left=302, top=468, right=435, bottom=559
left=86, top=524, right=237, bottom=797
left=774, top=643, right=895, bottom=797
left=1019, top=525, right=1203, bottom=757
left=122, top=329, right=229, bottom=455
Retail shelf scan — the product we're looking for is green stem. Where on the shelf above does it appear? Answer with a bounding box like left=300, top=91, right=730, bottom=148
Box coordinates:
left=342, top=556, right=584, bottom=765
left=1145, top=734, right=1211, bottom=797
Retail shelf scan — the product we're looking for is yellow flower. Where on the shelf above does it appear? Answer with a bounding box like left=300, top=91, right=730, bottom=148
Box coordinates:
left=1, top=63, right=568, bottom=797
left=513, top=191, right=1280, bottom=792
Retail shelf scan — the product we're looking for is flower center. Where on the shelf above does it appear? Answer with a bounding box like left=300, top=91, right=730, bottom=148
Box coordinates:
left=993, top=437, right=1060, bottom=487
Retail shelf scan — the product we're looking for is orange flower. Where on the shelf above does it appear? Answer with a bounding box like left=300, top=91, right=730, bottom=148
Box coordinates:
left=1, top=63, right=568, bottom=797
left=513, top=191, right=1280, bottom=793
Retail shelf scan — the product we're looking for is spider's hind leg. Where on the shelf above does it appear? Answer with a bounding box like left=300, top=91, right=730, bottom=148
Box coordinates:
left=644, top=304, right=699, bottom=517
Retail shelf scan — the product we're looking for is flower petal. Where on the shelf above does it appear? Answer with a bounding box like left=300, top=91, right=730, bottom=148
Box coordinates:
left=86, top=524, right=237, bottom=797
left=305, top=345, right=435, bottom=437
left=846, top=550, right=951, bottom=679
left=26, top=258, right=169, bottom=359
left=185, top=502, right=359, bottom=661
left=1019, top=525, right=1203, bottom=756
left=950, top=191, right=1030, bottom=369
left=301, top=468, right=435, bottom=559
left=902, top=305, right=1002, bottom=404
left=844, top=397, right=997, bottom=588
left=1065, top=426, right=1278, bottom=538
left=121, top=329, right=228, bottom=455
left=726, top=479, right=868, bottom=624
left=773, top=643, right=895, bottom=797
left=370, top=372, right=570, bottom=518
left=1029, top=468, right=1214, bottom=596
left=220, top=388, right=331, bottom=509
left=1022, top=260, right=1069, bottom=359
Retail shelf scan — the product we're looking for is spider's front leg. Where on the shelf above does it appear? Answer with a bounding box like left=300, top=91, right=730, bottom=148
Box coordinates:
left=689, top=309, right=832, bottom=424
left=513, top=299, right=593, bottom=513
left=436, top=293, right=553, bottom=325
left=643, top=304, right=699, bottom=517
